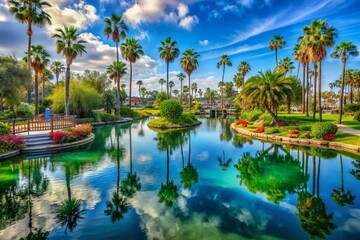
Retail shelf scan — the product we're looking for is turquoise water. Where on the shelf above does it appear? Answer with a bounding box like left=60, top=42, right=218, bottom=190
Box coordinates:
left=0, top=117, right=360, bottom=240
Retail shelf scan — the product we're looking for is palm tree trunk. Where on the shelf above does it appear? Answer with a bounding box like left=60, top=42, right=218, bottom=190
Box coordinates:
left=34, top=71, right=39, bottom=116
left=116, top=77, right=121, bottom=116
left=27, top=21, right=32, bottom=104
left=275, top=48, right=278, bottom=68
left=129, top=63, right=132, bottom=109
left=56, top=73, right=59, bottom=86
left=302, top=64, right=306, bottom=113
left=129, top=128, right=132, bottom=175
left=188, top=74, right=191, bottom=110
left=264, top=104, right=278, bottom=123
left=180, top=80, right=183, bottom=105
left=42, top=74, right=45, bottom=99
left=306, top=65, right=310, bottom=117
left=221, top=64, right=225, bottom=110
left=312, top=156, right=316, bottom=196
left=318, top=61, right=322, bottom=122
left=166, top=145, right=170, bottom=185
left=350, top=85, right=353, bottom=104
left=166, top=62, right=169, bottom=99
left=287, top=96, right=291, bottom=114
left=116, top=41, right=119, bottom=64
left=297, top=61, right=300, bottom=80
left=188, top=134, right=191, bottom=166
left=317, top=157, right=321, bottom=197
left=340, top=155, right=344, bottom=191
left=65, top=65, right=71, bottom=115
left=338, top=60, right=346, bottom=124
left=313, top=63, right=317, bottom=122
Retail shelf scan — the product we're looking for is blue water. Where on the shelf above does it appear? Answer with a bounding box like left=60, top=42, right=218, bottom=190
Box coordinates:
left=0, top=117, right=360, bottom=239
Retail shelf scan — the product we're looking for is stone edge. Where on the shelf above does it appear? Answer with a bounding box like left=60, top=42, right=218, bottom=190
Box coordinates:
left=0, top=150, right=20, bottom=160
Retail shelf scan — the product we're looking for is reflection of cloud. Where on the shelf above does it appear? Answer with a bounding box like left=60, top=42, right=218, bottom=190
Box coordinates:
left=138, top=154, right=152, bottom=162
left=342, top=209, right=360, bottom=232
left=195, top=151, right=209, bottom=161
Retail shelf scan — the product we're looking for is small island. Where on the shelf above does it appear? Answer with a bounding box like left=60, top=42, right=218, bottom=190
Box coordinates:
left=148, top=100, right=201, bottom=129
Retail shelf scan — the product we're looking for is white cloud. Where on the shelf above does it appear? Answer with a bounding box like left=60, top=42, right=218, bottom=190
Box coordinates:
left=0, top=2, right=10, bottom=22
left=135, top=30, right=150, bottom=40
left=177, top=3, right=188, bottom=18
left=179, top=15, right=199, bottom=31
left=199, top=40, right=209, bottom=46
left=238, top=0, right=255, bottom=8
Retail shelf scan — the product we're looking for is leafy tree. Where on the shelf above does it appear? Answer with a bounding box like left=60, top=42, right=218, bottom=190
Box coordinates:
left=191, top=82, right=197, bottom=99
left=217, top=55, right=232, bottom=109
left=102, top=90, right=116, bottom=114
left=269, top=35, right=285, bottom=68
left=238, top=61, right=251, bottom=86
left=40, top=68, right=53, bottom=98
left=75, top=70, right=111, bottom=94
left=53, top=26, right=87, bottom=115
left=159, top=37, right=180, bottom=99
left=169, top=81, right=175, bottom=98
left=8, top=0, right=52, bottom=103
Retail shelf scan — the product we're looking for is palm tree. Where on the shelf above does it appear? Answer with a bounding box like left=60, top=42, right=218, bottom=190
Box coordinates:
left=278, top=57, right=295, bottom=75
left=169, top=81, right=175, bottom=98
left=217, top=150, right=232, bottom=171
left=121, top=83, right=126, bottom=91
left=302, top=19, right=337, bottom=121
left=295, top=43, right=310, bottom=115
left=241, top=70, right=293, bottom=123
left=191, top=82, right=198, bottom=99
left=107, top=62, right=127, bottom=115
left=173, top=89, right=179, bottom=98
left=180, top=49, right=200, bottom=110
left=331, top=41, right=358, bottom=124
left=159, top=78, right=166, bottom=92
left=177, top=73, right=186, bottom=104
left=121, top=38, right=144, bottom=109
left=8, top=0, right=52, bottom=104
left=238, top=61, right=251, bottom=84
left=136, top=80, right=143, bottom=98
left=50, top=61, right=65, bottom=86
left=233, top=73, right=242, bottom=91
left=140, top=87, right=146, bottom=106
left=23, top=45, right=50, bottom=116
left=158, top=37, right=180, bottom=99
left=40, top=68, right=52, bottom=98
left=269, top=35, right=285, bottom=68
left=217, top=54, right=232, bottom=109
left=103, top=13, right=128, bottom=64
left=53, top=26, right=87, bottom=115
left=198, top=89, right=203, bottom=99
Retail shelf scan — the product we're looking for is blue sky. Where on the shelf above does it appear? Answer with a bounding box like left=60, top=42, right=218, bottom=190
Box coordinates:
left=0, top=0, right=360, bottom=94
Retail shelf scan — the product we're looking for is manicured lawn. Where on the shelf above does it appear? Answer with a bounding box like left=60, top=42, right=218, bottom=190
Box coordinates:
left=134, top=109, right=161, bottom=117
left=333, top=132, right=360, bottom=145
left=147, top=113, right=200, bottom=129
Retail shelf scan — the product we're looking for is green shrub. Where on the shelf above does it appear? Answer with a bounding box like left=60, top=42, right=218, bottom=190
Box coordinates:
left=95, top=112, right=119, bottom=122
left=299, top=125, right=311, bottom=131
left=265, top=128, right=279, bottom=134
left=15, top=103, right=34, bottom=119
left=78, top=118, right=95, bottom=124
left=39, top=105, right=45, bottom=114
left=145, top=105, right=154, bottom=109
left=311, top=122, right=338, bottom=138
left=354, top=111, right=360, bottom=121
left=191, top=103, right=202, bottom=113
left=300, top=132, right=311, bottom=139
left=0, top=122, right=11, bottom=135
left=39, top=98, right=53, bottom=108
left=258, top=113, right=272, bottom=122
left=344, top=104, right=360, bottom=113
left=3, top=110, right=16, bottom=119
left=120, top=106, right=139, bottom=118
left=160, top=99, right=183, bottom=122
left=240, top=109, right=262, bottom=121
left=102, top=90, right=116, bottom=114
left=153, top=92, right=167, bottom=107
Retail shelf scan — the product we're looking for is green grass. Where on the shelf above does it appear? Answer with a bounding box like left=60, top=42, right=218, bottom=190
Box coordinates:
left=148, top=113, right=200, bottom=129
left=333, top=132, right=360, bottom=145
left=134, top=109, right=161, bottom=118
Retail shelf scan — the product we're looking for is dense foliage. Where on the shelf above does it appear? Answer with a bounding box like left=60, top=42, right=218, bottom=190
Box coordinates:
left=50, top=124, right=92, bottom=144
left=344, top=104, right=360, bottom=113
left=0, top=133, right=25, bottom=154
left=353, top=111, right=360, bottom=121
left=0, top=122, right=11, bottom=135
left=160, top=100, right=183, bottom=122
left=311, top=123, right=338, bottom=138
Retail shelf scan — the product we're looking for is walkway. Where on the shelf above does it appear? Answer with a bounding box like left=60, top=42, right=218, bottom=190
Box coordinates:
left=337, top=124, right=360, bottom=136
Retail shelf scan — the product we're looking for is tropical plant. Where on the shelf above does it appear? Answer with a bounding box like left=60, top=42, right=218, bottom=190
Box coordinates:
left=159, top=37, right=180, bottom=99
left=269, top=35, right=285, bottom=68
left=191, top=82, right=197, bottom=99
left=136, top=80, right=143, bottom=97
left=8, top=0, right=52, bottom=103
left=160, top=99, right=183, bottom=122
left=40, top=68, right=53, bottom=98
left=121, top=38, right=144, bottom=108
left=50, top=61, right=65, bottom=86
left=159, top=78, right=166, bottom=92
left=331, top=41, right=359, bottom=124
left=238, top=61, right=251, bottom=85
left=180, top=49, right=200, bottom=110
left=217, top=54, right=232, bottom=109
left=107, top=61, right=127, bottom=115
left=233, top=73, right=242, bottom=91
left=169, top=81, right=175, bottom=98
left=217, top=150, right=232, bottom=171
left=53, top=26, right=87, bottom=115
left=102, top=90, right=115, bottom=114
left=278, top=57, right=295, bottom=75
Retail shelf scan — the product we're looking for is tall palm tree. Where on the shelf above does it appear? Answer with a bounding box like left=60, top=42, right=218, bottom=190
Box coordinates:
left=140, top=87, right=146, bottom=106
left=136, top=80, right=143, bottom=98
left=217, top=55, right=232, bottom=109
left=233, top=73, right=242, bottom=91
left=8, top=0, right=52, bottom=104
left=278, top=57, right=295, bottom=75
left=107, top=62, right=127, bottom=115
left=40, top=68, right=52, bottom=98
left=198, top=89, right=203, bottom=99
left=23, top=45, right=50, bottom=116
left=52, top=26, right=87, bottom=115
left=269, top=35, right=285, bottom=68
left=294, top=43, right=310, bottom=114
left=241, top=70, right=293, bottom=123
left=169, top=81, right=175, bottom=98
left=177, top=72, right=185, bottom=104
left=50, top=61, right=65, bottom=86
left=121, top=83, right=126, bottom=91
left=331, top=41, right=359, bottom=124
left=302, top=19, right=337, bottom=121
left=238, top=61, right=251, bottom=84
left=121, top=38, right=144, bottom=109
left=103, top=13, right=128, bottom=64
left=158, top=37, right=180, bottom=99
left=191, top=82, right=198, bottom=99
left=159, top=78, right=166, bottom=92
left=180, top=49, right=200, bottom=110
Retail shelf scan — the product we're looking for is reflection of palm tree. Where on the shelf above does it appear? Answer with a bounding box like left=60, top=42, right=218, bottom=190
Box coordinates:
left=217, top=150, right=232, bottom=171
left=56, top=198, right=85, bottom=233
left=219, top=118, right=233, bottom=142
left=20, top=228, right=49, bottom=240
left=138, top=119, right=145, bottom=137
left=331, top=155, right=355, bottom=206
left=180, top=133, right=198, bottom=189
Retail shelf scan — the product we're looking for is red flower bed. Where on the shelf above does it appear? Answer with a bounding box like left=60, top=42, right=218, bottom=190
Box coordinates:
left=0, top=133, right=25, bottom=154
left=236, top=119, right=249, bottom=127
left=50, top=124, right=92, bottom=144
left=323, top=134, right=336, bottom=141
left=256, top=126, right=265, bottom=133
left=277, top=121, right=288, bottom=127
left=288, top=130, right=299, bottom=134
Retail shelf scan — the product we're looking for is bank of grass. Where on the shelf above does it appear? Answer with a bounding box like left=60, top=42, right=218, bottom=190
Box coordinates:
left=148, top=112, right=200, bottom=129
left=134, top=109, right=161, bottom=118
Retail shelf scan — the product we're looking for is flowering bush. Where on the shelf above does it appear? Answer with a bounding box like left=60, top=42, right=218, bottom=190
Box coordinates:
left=256, top=126, right=265, bottom=133
left=50, top=124, right=92, bottom=144
left=291, top=121, right=297, bottom=125
left=277, top=121, right=288, bottom=127
left=323, top=134, right=336, bottom=141
left=288, top=130, right=299, bottom=135
left=236, top=119, right=249, bottom=127
left=0, top=133, right=25, bottom=154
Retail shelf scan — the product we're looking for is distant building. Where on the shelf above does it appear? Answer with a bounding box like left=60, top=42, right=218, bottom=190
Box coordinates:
left=125, top=97, right=141, bottom=106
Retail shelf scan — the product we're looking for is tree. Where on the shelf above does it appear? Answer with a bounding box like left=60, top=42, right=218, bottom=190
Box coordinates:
left=8, top=0, right=52, bottom=104
left=294, top=42, right=310, bottom=115
left=198, top=89, right=203, bottom=99
left=50, top=61, right=64, bottom=86
left=40, top=68, right=53, bottom=98
left=331, top=41, right=358, bottom=124
left=107, top=61, right=127, bottom=115
left=169, top=81, right=175, bottom=98
left=23, top=45, right=50, bottom=116
left=238, top=61, right=251, bottom=85
left=136, top=80, right=143, bottom=98
left=233, top=73, right=242, bottom=91
left=159, top=78, right=166, bottom=92
left=191, top=82, right=197, bottom=99
left=217, top=54, right=232, bottom=109
left=180, top=49, right=200, bottom=110
left=217, top=150, right=232, bottom=171
left=224, top=82, right=234, bottom=98
left=53, top=26, right=87, bottom=116
left=173, top=89, right=179, bottom=98
left=302, top=19, right=337, bottom=121
left=177, top=72, right=185, bottom=104
left=269, top=35, right=285, bottom=68
left=278, top=57, right=295, bottom=75
left=158, top=37, right=180, bottom=99
left=241, top=70, right=293, bottom=123
left=121, top=38, right=144, bottom=109
left=140, top=87, right=146, bottom=106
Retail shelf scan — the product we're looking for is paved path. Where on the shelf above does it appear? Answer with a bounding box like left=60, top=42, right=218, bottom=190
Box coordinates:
left=337, top=124, right=360, bottom=136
